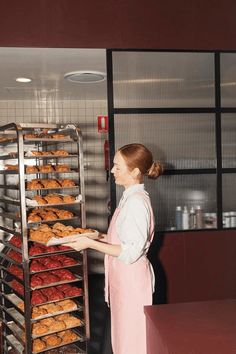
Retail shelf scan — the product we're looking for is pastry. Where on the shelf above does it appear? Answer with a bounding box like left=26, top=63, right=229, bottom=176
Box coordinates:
left=43, top=179, right=61, bottom=188
left=58, top=329, right=78, bottom=343
left=50, top=320, right=66, bottom=332
left=52, top=150, right=69, bottom=156
left=33, top=195, right=47, bottom=205
left=62, top=195, right=75, bottom=203
left=33, top=338, right=47, bottom=352
left=26, top=165, right=38, bottom=173
left=32, top=306, right=48, bottom=319
left=55, top=164, right=70, bottom=172
left=43, top=334, right=62, bottom=347
left=32, top=323, right=49, bottom=335
left=52, top=134, right=65, bottom=139
left=39, top=303, right=63, bottom=314
left=64, top=315, right=82, bottom=328
left=27, top=180, right=44, bottom=189
left=5, top=164, right=18, bottom=170
left=57, top=299, right=77, bottom=311
left=39, top=317, right=57, bottom=327
left=31, top=151, right=42, bottom=156
left=44, top=194, right=63, bottom=204
left=56, top=210, right=74, bottom=219
left=31, top=290, right=48, bottom=305
left=39, top=165, right=55, bottom=173
left=59, top=179, right=75, bottom=187
left=28, top=214, right=42, bottom=222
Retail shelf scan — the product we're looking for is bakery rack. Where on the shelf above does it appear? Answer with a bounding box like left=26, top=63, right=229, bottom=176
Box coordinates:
left=0, top=123, right=90, bottom=354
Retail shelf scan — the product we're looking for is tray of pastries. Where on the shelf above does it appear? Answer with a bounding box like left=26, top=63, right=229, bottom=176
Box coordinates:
left=25, top=150, right=70, bottom=157
left=26, top=164, right=72, bottom=174
left=9, top=280, right=83, bottom=304
left=17, top=299, right=80, bottom=320
left=27, top=178, right=77, bottom=190
left=31, top=313, right=83, bottom=339
left=32, top=329, right=83, bottom=353
left=8, top=237, right=72, bottom=256
left=24, top=132, right=72, bottom=141
left=29, top=222, right=98, bottom=245
left=29, top=193, right=81, bottom=207
left=7, top=265, right=81, bottom=288
left=28, top=207, right=75, bottom=223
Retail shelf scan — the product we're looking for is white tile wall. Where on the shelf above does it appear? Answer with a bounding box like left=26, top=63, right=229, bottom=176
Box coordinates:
left=0, top=99, right=109, bottom=273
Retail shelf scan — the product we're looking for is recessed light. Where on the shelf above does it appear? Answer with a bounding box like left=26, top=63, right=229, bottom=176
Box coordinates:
left=16, top=77, right=32, bottom=83
left=64, top=71, right=106, bottom=83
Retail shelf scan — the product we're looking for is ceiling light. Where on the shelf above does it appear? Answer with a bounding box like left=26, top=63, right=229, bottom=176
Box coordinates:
left=16, top=77, right=32, bottom=83
left=64, top=71, right=106, bottom=83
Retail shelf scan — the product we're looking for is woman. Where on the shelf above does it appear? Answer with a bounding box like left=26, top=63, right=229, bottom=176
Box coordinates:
left=66, top=143, right=162, bottom=354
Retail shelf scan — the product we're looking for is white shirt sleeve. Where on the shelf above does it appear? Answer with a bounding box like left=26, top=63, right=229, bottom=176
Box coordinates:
left=116, top=194, right=150, bottom=264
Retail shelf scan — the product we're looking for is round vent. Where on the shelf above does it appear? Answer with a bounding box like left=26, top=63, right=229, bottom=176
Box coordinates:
left=64, top=71, right=106, bottom=83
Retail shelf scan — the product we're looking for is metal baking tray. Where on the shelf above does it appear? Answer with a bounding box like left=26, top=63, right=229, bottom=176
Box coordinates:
left=3, top=293, right=84, bottom=321
left=2, top=307, right=25, bottom=327
left=30, top=261, right=82, bottom=274
left=24, top=137, right=73, bottom=142
left=28, top=215, right=80, bottom=226
left=6, top=321, right=25, bottom=345
left=33, top=329, right=85, bottom=354
left=32, top=316, right=84, bottom=339
left=0, top=211, right=21, bottom=222
left=24, top=154, right=78, bottom=160
left=31, top=274, right=83, bottom=290
left=6, top=334, right=24, bottom=354
left=26, top=185, right=80, bottom=191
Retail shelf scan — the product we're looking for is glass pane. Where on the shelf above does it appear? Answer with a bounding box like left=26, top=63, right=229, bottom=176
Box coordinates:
left=222, top=113, right=236, bottom=168
left=116, top=174, right=217, bottom=231
left=220, top=53, right=236, bottom=107
left=114, top=114, right=216, bottom=169
left=222, top=174, right=236, bottom=228
left=113, top=52, right=215, bottom=108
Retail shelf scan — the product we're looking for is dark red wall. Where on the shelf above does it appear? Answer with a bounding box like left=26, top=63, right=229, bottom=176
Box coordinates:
left=159, top=230, right=236, bottom=303
left=0, top=0, right=236, bottom=49
left=0, top=0, right=235, bottom=303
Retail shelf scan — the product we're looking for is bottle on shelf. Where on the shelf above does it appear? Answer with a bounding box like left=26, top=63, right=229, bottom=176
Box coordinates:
left=189, top=207, right=196, bottom=229
left=175, top=206, right=182, bottom=230
left=195, top=205, right=203, bottom=229
left=182, top=206, right=189, bottom=230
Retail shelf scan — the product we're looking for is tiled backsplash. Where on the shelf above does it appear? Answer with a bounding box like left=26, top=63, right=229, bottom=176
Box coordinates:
left=0, top=99, right=109, bottom=273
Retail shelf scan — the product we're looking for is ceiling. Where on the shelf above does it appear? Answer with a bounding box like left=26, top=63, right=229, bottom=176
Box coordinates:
left=0, top=47, right=107, bottom=101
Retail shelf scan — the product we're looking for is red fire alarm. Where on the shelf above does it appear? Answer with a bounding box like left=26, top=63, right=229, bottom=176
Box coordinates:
left=98, top=115, right=108, bottom=133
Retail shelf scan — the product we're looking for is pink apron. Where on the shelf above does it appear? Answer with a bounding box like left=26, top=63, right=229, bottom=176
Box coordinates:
left=104, top=192, right=155, bottom=354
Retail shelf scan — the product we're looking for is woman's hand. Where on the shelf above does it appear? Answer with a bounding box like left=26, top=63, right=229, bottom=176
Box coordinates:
left=66, top=236, right=91, bottom=251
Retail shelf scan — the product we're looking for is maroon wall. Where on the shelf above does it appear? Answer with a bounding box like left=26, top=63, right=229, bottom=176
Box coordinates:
left=159, top=230, right=236, bottom=303
left=0, top=0, right=235, bottom=303
left=0, top=0, right=235, bottom=49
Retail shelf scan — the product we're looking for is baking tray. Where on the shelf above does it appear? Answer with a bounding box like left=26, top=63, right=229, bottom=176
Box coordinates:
left=6, top=334, right=24, bottom=354
left=40, top=230, right=99, bottom=246
left=24, top=137, right=73, bottom=142
left=4, top=293, right=82, bottom=321
left=26, top=185, right=80, bottom=191
left=30, top=274, right=83, bottom=290
left=28, top=215, right=79, bottom=225
left=24, top=154, right=78, bottom=160
left=32, top=329, right=85, bottom=354
left=6, top=321, right=25, bottom=345
left=32, top=316, right=84, bottom=339
left=30, top=260, right=82, bottom=274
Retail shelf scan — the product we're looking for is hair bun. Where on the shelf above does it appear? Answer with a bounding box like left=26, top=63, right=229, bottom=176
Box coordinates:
left=147, top=162, right=163, bottom=179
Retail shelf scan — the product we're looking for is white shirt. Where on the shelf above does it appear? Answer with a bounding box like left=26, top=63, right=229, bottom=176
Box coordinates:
left=116, top=184, right=154, bottom=264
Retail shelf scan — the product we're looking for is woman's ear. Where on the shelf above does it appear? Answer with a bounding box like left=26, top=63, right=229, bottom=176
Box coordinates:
left=131, top=167, right=141, bottom=179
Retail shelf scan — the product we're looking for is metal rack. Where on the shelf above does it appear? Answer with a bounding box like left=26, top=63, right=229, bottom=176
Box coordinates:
left=0, top=123, right=89, bottom=354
